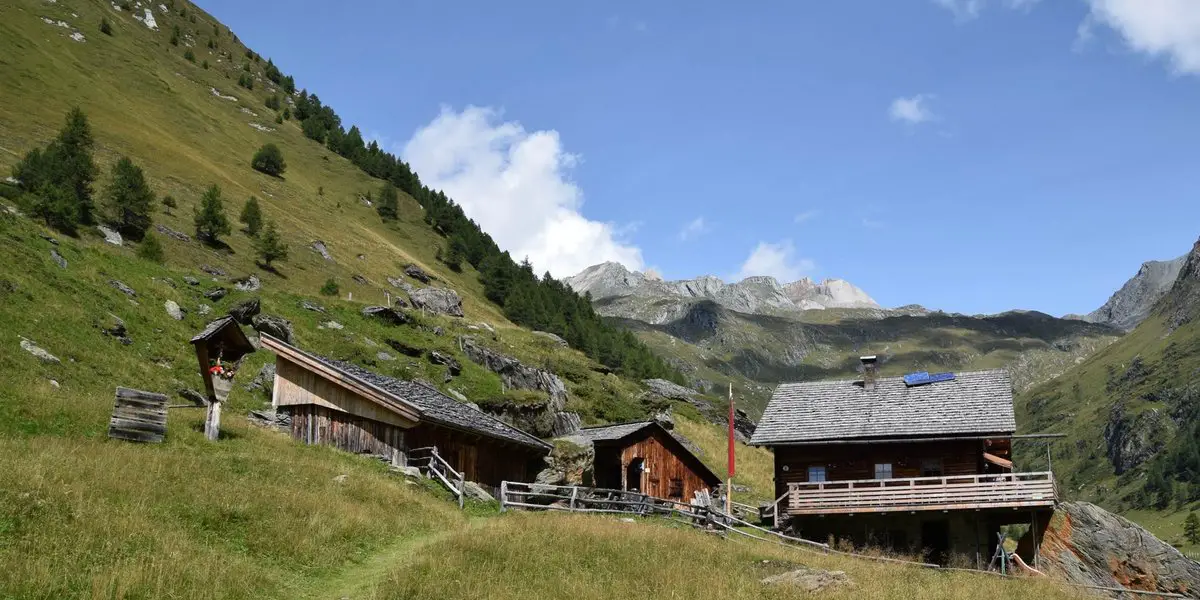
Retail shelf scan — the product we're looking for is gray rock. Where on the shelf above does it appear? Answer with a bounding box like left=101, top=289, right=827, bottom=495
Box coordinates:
left=50, top=249, right=67, bottom=269
left=352, top=274, right=369, bottom=286
left=40, top=233, right=58, bottom=245
left=761, top=566, right=853, bottom=593
left=1022, top=502, right=1200, bottom=598
left=319, top=320, right=343, bottom=330
left=244, top=363, right=276, bottom=395
left=1078, top=255, right=1186, bottom=331
left=203, top=287, right=228, bottom=301
left=461, top=480, right=494, bottom=502
left=357, top=253, right=366, bottom=260
left=183, top=276, right=199, bottom=286
left=427, top=351, right=461, bottom=375
left=333, top=474, right=348, bottom=484
left=164, top=300, right=185, bottom=320
left=532, top=330, right=569, bottom=348
left=551, top=411, right=582, bottom=437
left=20, top=338, right=60, bottom=364
left=233, top=274, right=261, bottom=292
left=196, top=304, right=212, bottom=316
left=178, top=388, right=207, bottom=406
left=446, top=388, right=469, bottom=403
left=670, top=431, right=704, bottom=458
left=153, top=276, right=177, bottom=288
left=386, top=276, right=416, bottom=294
left=404, top=263, right=432, bottom=283
left=247, top=409, right=289, bottom=430
left=48, top=379, right=60, bottom=389
left=392, top=296, right=409, bottom=309
left=251, top=314, right=294, bottom=344
left=199, top=264, right=226, bottom=277
left=460, top=337, right=567, bottom=407
left=99, top=313, right=132, bottom=345
left=228, top=297, right=261, bottom=324
left=362, top=305, right=411, bottom=326
left=539, top=437, right=595, bottom=486
left=110, top=280, right=137, bottom=297
left=376, top=351, right=395, bottom=362
left=310, top=240, right=332, bottom=260
left=432, top=326, right=444, bottom=336
left=1104, top=402, right=1167, bottom=474
left=653, top=409, right=675, bottom=430
left=97, top=224, right=123, bottom=245
left=392, top=465, right=423, bottom=478
left=410, top=287, right=463, bottom=317
left=155, top=224, right=191, bottom=242
left=386, top=339, right=423, bottom=357
left=300, top=299, right=326, bottom=313
left=642, top=379, right=696, bottom=401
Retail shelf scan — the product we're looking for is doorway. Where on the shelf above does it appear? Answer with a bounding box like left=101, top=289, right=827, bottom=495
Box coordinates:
left=921, top=520, right=950, bottom=564
left=625, top=458, right=645, bottom=492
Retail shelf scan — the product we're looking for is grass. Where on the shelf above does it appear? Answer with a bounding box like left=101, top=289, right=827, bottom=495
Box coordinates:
left=674, top=416, right=776, bottom=505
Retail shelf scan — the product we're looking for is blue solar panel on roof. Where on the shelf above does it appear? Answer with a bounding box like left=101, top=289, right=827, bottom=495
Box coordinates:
left=903, top=371, right=955, bottom=386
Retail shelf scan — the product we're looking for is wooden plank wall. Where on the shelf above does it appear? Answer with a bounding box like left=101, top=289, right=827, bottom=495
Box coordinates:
left=274, top=358, right=414, bottom=428
left=772, top=439, right=1008, bottom=498
left=405, top=423, right=542, bottom=489
left=284, top=404, right=405, bottom=458
left=108, top=387, right=169, bottom=443
left=614, top=428, right=716, bottom=501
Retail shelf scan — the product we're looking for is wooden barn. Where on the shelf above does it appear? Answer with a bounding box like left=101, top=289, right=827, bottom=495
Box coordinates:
left=751, top=357, right=1057, bottom=565
left=573, top=421, right=721, bottom=502
left=260, top=335, right=551, bottom=491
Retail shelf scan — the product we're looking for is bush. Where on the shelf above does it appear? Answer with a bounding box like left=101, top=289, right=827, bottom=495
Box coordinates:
left=237, top=73, right=254, bottom=90
left=137, top=232, right=164, bottom=263
left=320, top=278, right=339, bottom=296
left=282, top=107, right=291, bottom=120
left=264, top=94, right=281, bottom=111
left=103, top=156, right=155, bottom=240
left=161, top=195, right=177, bottom=215
left=183, top=49, right=195, bottom=63
left=100, top=18, right=113, bottom=36
left=170, top=25, right=180, bottom=46
left=254, top=219, right=288, bottom=267
left=193, top=184, right=230, bottom=244
left=274, top=114, right=283, bottom=125
left=202, top=60, right=209, bottom=70
left=239, top=196, right=262, bottom=236
left=251, top=144, right=286, bottom=177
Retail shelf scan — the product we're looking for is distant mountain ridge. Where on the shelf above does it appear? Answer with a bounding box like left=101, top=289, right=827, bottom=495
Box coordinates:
left=1068, top=256, right=1186, bottom=331
left=565, top=262, right=878, bottom=324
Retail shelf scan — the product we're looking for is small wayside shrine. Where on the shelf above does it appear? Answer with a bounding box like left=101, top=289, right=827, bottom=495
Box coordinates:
left=189, top=316, right=256, bottom=440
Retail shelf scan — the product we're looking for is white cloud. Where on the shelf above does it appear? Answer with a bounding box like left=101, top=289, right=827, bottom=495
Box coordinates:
left=402, top=106, right=643, bottom=278
left=734, top=240, right=815, bottom=283
left=794, top=210, right=820, bottom=224
left=889, top=94, right=937, bottom=124
left=1080, top=0, right=1200, bottom=75
left=677, top=216, right=710, bottom=241
left=932, top=0, right=1040, bottom=21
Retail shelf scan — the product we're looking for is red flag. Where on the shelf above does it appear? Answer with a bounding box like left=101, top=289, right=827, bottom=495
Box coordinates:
left=728, top=382, right=735, bottom=478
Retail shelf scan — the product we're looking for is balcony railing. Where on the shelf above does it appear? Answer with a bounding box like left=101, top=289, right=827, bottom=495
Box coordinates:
left=786, top=471, right=1057, bottom=516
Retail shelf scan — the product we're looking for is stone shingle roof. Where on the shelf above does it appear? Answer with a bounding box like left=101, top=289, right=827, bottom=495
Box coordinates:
left=749, top=369, right=1016, bottom=445
left=573, top=421, right=657, bottom=442
left=307, top=353, right=551, bottom=452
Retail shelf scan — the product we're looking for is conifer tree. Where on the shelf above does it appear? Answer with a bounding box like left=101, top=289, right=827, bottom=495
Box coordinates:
left=1185, top=512, right=1199, bottom=545
left=193, top=184, right=231, bottom=244
left=104, top=157, right=155, bottom=240
left=137, top=231, right=164, bottom=263
left=254, top=219, right=288, bottom=267
left=239, top=196, right=262, bottom=236
left=376, top=182, right=399, bottom=221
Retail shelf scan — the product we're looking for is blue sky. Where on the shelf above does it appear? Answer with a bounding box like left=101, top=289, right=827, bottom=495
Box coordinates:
left=202, top=0, right=1200, bottom=316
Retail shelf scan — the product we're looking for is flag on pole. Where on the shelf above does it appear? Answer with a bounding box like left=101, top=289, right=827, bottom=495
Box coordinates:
left=728, top=382, right=735, bottom=478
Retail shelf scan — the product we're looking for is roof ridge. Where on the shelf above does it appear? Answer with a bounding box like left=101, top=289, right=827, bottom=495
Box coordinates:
left=778, top=368, right=1010, bottom=387
left=578, top=420, right=654, bottom=431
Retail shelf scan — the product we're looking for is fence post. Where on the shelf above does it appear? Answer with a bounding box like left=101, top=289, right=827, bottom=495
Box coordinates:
left=500, top=481, right=508, bottom=513
left=458, top=469, right=465, bottom=510
left=569, top=486, right=578, bottom=511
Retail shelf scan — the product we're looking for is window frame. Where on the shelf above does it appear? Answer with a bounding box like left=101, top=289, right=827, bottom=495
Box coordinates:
left=806, top=465, right=827, bottom=483
left=874, top=462, right=893, bottom=480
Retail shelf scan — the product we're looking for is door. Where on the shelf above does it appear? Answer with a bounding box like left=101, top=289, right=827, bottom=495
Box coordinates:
left=625, top=458, right=645, bottom=492
left=921, top=520, right=950, bottom=565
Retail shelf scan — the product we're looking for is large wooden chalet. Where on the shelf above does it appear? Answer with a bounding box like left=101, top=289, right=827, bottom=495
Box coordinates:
left=750, top=357, right=1057, bottom=564
left=260, top=334, right=551, bottom=492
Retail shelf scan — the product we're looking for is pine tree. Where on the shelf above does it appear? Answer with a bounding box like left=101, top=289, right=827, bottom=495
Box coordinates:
left=100, top=18, right=113, bottom=36
left=193, top=184, right=230, bottom=244
left=239, top=196, right=262, bottom=236
left=29, top=183, right=80, bottom=234
left=254, top=219, right=288, bottom=267
left=12, top=107, right=99, bottom=231
left=251, top=143, right=285, bottom=176
left=161, top=195, right=177, bottom=215
left=137, top=231, right=164, bottom=263
left=1185, top=512, right=1200, bottom=545
left=376, top=182, right=399, bottom=221
left=320, top=278, right=339, bottom=296
left=103, top=157, right=155, bottom=240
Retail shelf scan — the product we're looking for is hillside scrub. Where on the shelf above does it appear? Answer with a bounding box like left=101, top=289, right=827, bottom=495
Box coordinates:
left=251, top=143, right=286, bottom=177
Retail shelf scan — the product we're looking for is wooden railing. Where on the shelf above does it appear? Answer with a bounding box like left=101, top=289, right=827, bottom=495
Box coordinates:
left=499, top=481, right=710, bottom=519
left=786, top=471, right=1057, bottom=516
left=408, top=446, right=465, bottom=509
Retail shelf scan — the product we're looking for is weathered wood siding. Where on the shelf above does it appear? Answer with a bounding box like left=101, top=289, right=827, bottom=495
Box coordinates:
left=610, top=428, right=717, bottom=501
left=274, top=357, right=414, bottom=428
left=772, top=439, right=1011, bottom=498
left=405, top=423, right=542, bottom=489
left=282, top=404, right=405, bottom=458
left=108, top=387, right=169, bottom=443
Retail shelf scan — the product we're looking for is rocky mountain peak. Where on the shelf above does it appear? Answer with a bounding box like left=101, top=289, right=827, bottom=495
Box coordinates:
left=1157, top=238, right=1200, bottom=331
left=1077, top=254, right=1186, bottom=331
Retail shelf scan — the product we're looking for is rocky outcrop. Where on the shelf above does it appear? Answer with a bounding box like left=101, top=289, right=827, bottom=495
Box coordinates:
left=1104, top=403, right=1168, bottom=474
left=1021, top=502, right=1200, bottom=598
left=404, top=263, right=432, bottom=283
left=164, top=300, right=185, bottom=320
left=50, top=249, right=67, bottom=269
left=536, top=437, right=596, bottom=486
left=98, top=313, right=132, bottom=345
left=410, top=287, right=463, bottom=317
left=251, top=314, right=293, bottom=344
left=156, top=224, right=191, bottom=242
left=97, top=224, right=123, bottom=246
left=20, top=338, right=60, bottom=364
left=640, top=378, right=756, bottom=442
left=110, top=280, right=136, bottom=297
left=310, top=240, right=332, bottom=260
left=233, top=274, right=261, bottom=292
left=299, top=300, right=326, bottom=313
left=199, top=264, right=226, bottom=277
left=228, top=298, right=260, bottom=324
left=428, top=351, right=461, bottom=375
left=362, top=306, right=411, bottom=326
left=460, top=336, right=576, bottom=436
left=203, top=287, right=228, bottom=301
left=1077, top=255, right=1185, bottom=331
left=244, top=363, right=275, bottom=396
left=1161, top=238, right=1200, bottom=332
left=532, top=331, right=569, bottom=348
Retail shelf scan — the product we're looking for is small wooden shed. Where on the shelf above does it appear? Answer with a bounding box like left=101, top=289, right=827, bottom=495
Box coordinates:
left=190, top=316, right=255, bottom=440
left=574, top=421, right=721, bottom=502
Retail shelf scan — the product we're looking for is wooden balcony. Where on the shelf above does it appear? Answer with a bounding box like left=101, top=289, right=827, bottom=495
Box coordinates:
left=786, top=472, right=1057, bottom=516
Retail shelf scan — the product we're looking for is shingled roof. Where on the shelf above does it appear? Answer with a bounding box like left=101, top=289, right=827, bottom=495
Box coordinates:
left=750, top=369, right=1016, bottom=445
left=572, top=421, right=658, bottom=442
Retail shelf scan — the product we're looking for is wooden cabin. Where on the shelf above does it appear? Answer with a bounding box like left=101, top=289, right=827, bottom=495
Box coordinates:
left=260, top=334, right=551, bottom=491
left=573, top=421, right=721, bottom=502
left=750, top=358, right=1057, bottom=565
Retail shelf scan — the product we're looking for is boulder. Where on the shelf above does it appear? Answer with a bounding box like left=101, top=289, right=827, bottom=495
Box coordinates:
left=243, top=363, right=276, bottom=395
left=404, top=263, right=432, bottom=283
left=410, top=287, right=464, bottom=317
left=299, top=299, right=326, bottom=313
left=50, top=249, right=67, bottom=269
left=97, top=224, right=123, bottom=245
left=155, top=224, right=191, bottom=242
left=376, top=351, right=396, bottom=362
left=99, top=313, right=132, bottom=345
left=538, top=437, right=595, bottom=486
left=203, top=287, right=228, bottom=301
left=228, top=297, right=261, bottom=324
left=318, top=320, right=343, bottom=330
left=233, top=274, right=261, bottom=292
left=642, top=378, right=696, bottom=401
left=20, top=338, right=60, bottom=364
left=251, top=314, right=294, bottom=344
left=387, top=276, right=416, bottom=294
left=532, top=330, right=569, bottom=348
left=363, top=306, right=411, bottom=326
left=352, top=274, right=369, bottom=286
left=428, top=351, right=461, bottom=375
left=310, top=240, right=332, bottom=260
left=196, top=304, right=212, bottom=316
left=551, top=411, right=582, bottom=437
left=462, top=480, right=494, bottom=503
left=199, top=264, right=226, bottom=277
left=447, top=388, right=470, bottom=403
left=1020, top=502, right=1200, bottom=598
left=110, top=280, right=136, bottom=297
left=164, top=300, right=185, bottom=320
left=385, top=339, right=423, bottom=357
left=392, top=296, right=409, bottom=309
left=459, top=336, right=567, bottom=407
left=183, top=276, right=199, bottom=286
left=761, top=566, right=853, bottom=593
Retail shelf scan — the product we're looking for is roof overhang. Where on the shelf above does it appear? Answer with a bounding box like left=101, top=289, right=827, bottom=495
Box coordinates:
left=751, top=432, right=1016, bottom=447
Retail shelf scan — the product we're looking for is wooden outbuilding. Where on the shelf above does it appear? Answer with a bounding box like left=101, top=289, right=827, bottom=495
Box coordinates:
left=573, top=421, right=721, bottom=502
left=189, top=316, right=256, bottom=440
left=260, top=334, right=551, bottom=492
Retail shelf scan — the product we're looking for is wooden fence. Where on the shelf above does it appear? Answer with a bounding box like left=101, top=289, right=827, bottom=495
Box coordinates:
left=108, top=387, right=168, bottom=443
left=408, top=446, right=465, bottom=509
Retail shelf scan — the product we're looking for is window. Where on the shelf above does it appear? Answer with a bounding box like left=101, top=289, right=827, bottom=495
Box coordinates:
left=807, top=465, right=827, bottom=482
left=920, top=459, right=944, bottom=477
left=874, top=463, right=893, bottom=479
left=668, top=478, right=684, bottom=499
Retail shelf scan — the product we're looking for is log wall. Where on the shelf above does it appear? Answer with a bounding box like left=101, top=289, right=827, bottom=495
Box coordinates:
left=283, top=404, right=405, bottom=458
left=599, top=428, right=718, bottom=501
left=405, top=423, right=543, bottom=489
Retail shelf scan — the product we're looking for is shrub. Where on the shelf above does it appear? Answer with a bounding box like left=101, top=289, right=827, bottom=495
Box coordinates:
left=206, top=38, right=215, bottom=49
left=170, top=25, right=180, bottom=46
left=274, top=114, right=283, bottom=125
left=100, top=18, right=113, bottom=36
left=264, top=94, right=281, bottom=111
left=183, top=49, right=195, bottom=63
left=202, top=60, right=209, bottom=70
left=193, top=184, right=230, bottom=244
left=237, top=73, right=254, bottom=90
left=239, top=196, right=262, bottom=236
left=103, top=156, right=155, bottom=240
left=251, top=144, right=286, bottom=177
left=161, top=195, right=177, bottom=215
left=254, top=219, right=288, bottom=267
left=282, top=107, right=291, bottom=120
left=137, top=232, right=164, bottom=263
left=320, top=278, right=339, bottom=296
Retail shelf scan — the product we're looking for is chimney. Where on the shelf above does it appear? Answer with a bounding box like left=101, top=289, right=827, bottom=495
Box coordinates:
left=860, top=355, right=878, bottom=391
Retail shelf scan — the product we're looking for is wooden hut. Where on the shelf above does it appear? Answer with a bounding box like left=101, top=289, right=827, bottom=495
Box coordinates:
left=260, top=334, right=550, bottom=492
left=189, top=316, right=255, bottom=439
left=573, top=421, right=721, bottom=502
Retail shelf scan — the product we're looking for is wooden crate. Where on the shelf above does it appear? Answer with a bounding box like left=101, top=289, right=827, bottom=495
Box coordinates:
left=108, top=387, right=169, bottom=443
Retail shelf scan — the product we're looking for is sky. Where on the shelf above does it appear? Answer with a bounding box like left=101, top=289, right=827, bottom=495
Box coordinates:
left=201, top=0, right=1200, bottom=316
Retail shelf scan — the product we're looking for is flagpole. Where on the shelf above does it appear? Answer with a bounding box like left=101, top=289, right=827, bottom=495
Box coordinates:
left=726, top=381, right=734, bottom=515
